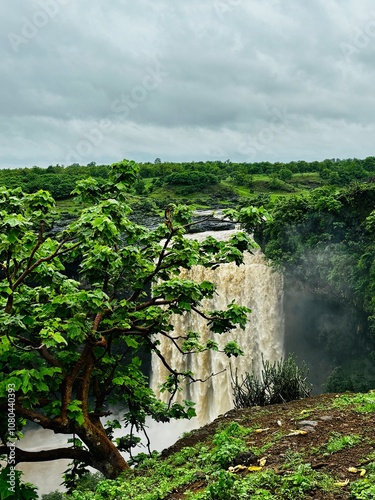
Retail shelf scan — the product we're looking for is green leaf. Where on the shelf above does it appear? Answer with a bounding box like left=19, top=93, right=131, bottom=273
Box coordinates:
left=224, top=341, right=244, bottom=358
left=125, top=337, right=139, bottom=348
left=67, top=401, right=84, bottom=426
left=52, top=332, right=67, bottom=345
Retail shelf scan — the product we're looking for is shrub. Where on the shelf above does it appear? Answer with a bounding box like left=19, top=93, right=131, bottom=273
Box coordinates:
left=232, top=355, right=312, bottom=409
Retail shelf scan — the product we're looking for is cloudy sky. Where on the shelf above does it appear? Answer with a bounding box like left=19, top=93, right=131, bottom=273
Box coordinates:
left=1, top=0, right=375, bottom=168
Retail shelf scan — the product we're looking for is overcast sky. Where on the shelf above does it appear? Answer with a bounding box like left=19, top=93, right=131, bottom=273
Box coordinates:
left=1, top=0, right=375, bottom=168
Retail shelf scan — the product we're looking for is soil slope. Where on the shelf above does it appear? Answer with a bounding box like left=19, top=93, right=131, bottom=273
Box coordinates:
left=159, top=392, right=375, bottom=499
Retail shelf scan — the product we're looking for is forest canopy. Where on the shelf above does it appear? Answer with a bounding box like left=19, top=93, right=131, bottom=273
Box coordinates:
left=0, top=156, right=374, bottom=200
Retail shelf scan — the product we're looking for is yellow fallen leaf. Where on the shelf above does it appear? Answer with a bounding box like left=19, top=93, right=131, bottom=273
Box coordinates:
left=228, top=465, right=248, bottom=473
left=233, top=465, right=247, bottom=472
left=334, top=479, right=349, bottom=487
left=360, top=469, right=366, bottom=476
left=286, top=429, right=308, bottom=436
left=248, top=466, right=263, bottom=472
left=258, top=457, right=267, bottom=467
left=348, top=467, right=358, bottom=473
left=255, top=428, right=269, bottom=433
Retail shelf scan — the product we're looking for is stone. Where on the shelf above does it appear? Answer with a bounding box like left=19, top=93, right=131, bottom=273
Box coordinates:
left=297, top=420, right=318, bottom=427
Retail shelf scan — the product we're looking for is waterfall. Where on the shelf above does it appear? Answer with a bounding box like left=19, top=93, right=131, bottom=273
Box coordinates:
left=151, top=249, right=284, bottom=425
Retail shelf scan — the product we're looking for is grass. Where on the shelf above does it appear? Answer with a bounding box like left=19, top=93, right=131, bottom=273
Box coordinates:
left=40, top=392, right=375, bottom=499
left=68, top=423, right=339, bottom=500
left=323, top=432, right=362, bottom=455
left=331, top=391, right=375, bottom=413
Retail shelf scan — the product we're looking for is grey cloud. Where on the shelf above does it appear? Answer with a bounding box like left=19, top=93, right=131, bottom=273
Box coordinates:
left=1, top=0, right=375, bottom=167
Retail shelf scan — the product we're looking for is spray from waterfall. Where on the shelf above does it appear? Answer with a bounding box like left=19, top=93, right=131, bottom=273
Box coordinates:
left=151, top=248, right=284, bottom=425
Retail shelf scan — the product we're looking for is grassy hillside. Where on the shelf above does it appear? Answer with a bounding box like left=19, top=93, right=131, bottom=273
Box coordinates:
left=46, top=391, right=375, bottom=499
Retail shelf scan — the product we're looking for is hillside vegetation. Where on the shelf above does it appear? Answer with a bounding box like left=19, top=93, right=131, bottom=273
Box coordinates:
left=256, top=183, right=375, bottom=393
left=48, top=391, right=375, bottom=500
left=1, top=156, right=375, bottom=208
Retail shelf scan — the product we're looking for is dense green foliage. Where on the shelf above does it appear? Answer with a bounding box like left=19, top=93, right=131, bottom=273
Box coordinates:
left=257, top=184, right=375, bottom=391
left=0, top=159, right=267, bottom=489
left=0, top=163, right=108, bottom=200
left=139, top=157, right=375, bottom=188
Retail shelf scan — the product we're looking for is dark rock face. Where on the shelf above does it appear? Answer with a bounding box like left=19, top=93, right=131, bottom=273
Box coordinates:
left=187, top=219, right=235, bottom=234
left=129, top=212, right=235, bottom=233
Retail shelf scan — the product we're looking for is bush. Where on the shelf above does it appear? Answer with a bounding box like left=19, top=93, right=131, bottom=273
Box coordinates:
left=324, top=362, right=375, bottom=393
left=41, top=472, right=104, bottom=499
left=164, top=171, right=219, bottom=190
left=42, top=492, right=66, bottom=500
left=232, top=355, right=312, bottom=409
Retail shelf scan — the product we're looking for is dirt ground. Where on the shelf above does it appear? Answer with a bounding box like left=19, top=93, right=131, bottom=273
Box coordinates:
left=160, top=393, right=375, bottom=499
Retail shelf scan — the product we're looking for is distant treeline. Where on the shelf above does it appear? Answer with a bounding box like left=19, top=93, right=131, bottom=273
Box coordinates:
left=1, top=156, right=375, bottom=200
left=0, top=162, right=109, bottom=200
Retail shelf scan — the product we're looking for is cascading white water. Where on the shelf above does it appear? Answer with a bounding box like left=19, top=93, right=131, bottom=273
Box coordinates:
left=151, top=247, right=284, bottom=425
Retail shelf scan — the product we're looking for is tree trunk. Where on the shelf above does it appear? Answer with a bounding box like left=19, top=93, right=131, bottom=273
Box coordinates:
left=77, top=419, right=129, bottom=479
left=0, top=421, right=129, bottom=479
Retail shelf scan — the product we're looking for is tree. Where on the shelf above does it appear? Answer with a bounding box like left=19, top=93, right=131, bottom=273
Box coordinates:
left=0, top=159, right=262, bottom=481
left=163, top=170, right=219, bottom=194
left=278, top=168, right=293, bottom=182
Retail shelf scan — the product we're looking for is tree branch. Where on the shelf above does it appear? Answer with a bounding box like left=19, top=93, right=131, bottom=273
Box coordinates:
left=59, top=343, right=93, bottom=423
left=12, top=240, right=80, bottom=290
left=133, top=298, right=173, bottom=312
left=128, top=229, right=175, bottom=303
left=26, top=221, right=45, bottom=271
left=77, top=351, right=95, bottom=417
left=0, top=403, right=54, bottom=430
left=8, top=335, right=64, bottom=370
left=0, top=445, right=93, bottom=466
